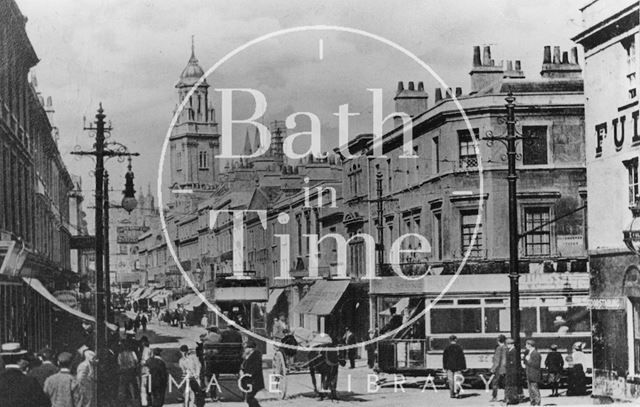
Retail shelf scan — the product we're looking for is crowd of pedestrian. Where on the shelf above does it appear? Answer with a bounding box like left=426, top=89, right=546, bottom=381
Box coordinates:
left=442, top=334, right=590, bottom=405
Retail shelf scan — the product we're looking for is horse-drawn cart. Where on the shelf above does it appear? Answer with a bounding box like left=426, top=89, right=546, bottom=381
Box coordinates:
left=274, top=328, right=344, bottom=400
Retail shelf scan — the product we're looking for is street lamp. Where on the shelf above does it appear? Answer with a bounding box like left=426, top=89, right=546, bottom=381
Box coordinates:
left=71, top=104, right=139, bottom=402
left=121, top=156, right=138, bottom=213
left=483, top=91, right=524, bottom=390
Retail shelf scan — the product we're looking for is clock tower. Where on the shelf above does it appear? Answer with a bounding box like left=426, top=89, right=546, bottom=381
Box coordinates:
left=169, top=38, right=220, bottom=210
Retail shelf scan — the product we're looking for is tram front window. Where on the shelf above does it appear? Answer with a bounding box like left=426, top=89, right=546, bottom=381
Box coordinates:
left=431, top=308, right=481, bottom=333
left=540, top=306, right=590, bottom=333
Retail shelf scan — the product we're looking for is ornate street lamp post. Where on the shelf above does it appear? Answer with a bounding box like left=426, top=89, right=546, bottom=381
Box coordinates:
left=71, top=104, right=139, bottom=400
left=484, top=92, right=523, bottom=389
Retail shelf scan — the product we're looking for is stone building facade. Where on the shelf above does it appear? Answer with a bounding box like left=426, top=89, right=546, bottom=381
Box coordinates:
left=0, top=0, right=78, bottom=351
left=573, top=0, right=639, bottom=401
left=350, top=44, right=590, bottom=370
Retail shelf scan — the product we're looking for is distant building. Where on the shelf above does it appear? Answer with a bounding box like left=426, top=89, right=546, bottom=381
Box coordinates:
left=573, top=0, right=639, bottom=401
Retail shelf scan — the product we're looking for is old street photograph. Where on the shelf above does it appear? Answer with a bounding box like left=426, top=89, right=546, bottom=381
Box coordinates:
left=0, top=0, right=639, bottom=406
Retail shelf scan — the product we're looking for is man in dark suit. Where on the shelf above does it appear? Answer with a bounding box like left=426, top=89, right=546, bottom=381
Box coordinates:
left=343, top=327, right=357, bottom=369
left=240, top=341, right=264, bottom=407
left=504, top=338, right=520, bottom=405
left=490, top=334, right=507, bottom=402
left=146, top=348, right=168, bottom=407
left=442, top=335, right=466, bottom=398
left=381, top=307, right=403, bottom=334
left=0, top=348, right=51, bottom=407
left=524, top=339, right=541, bottom=406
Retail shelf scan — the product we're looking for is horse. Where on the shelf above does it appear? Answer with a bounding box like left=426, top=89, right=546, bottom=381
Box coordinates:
left=307, top=343, right=346, bottom=400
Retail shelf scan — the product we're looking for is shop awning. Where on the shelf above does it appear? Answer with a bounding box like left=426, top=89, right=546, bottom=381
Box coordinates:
left=23, top=278, right=117, bottom=330
left=138, top=287, right=157, bottom=300
left=149, top=289, right=172, bottom=302
left=169, top=293, right=197, bottom=309
left=294, top=280, right=350, bottom=315
left=184, top=295, right=204, bottom=311
left=127, top=287, right=144, bottom=299
left=266, top=288, right=285, bottom=313
left=380, top=297, right=410, bottom=316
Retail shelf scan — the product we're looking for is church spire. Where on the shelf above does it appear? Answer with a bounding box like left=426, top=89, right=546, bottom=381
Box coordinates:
left=253, top=127, right=261, bottom=153
left=191, top=35, right=196, bottom=60
left=243, top=128, right=253, bottom=156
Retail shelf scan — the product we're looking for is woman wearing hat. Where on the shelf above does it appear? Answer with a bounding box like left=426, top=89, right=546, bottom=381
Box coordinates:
left=567, top=342, right=587, bottom=396
left=544, top=344, right=564, bottom=397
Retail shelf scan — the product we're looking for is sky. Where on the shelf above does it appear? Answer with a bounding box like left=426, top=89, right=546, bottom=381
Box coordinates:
left=17, top=0, right=586, bottom=213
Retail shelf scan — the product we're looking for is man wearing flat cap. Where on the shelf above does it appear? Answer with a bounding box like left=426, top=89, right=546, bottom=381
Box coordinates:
left=0, top=343, right=51, bottom=407
left=44, top=352, right=80, bottom=407
left=504, top=338, right=520, bottom=405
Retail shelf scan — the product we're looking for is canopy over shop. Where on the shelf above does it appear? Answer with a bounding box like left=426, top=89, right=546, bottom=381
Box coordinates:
left=293, top=279, right=368, bottom=341
left=22, top=277, right=117, bottom=353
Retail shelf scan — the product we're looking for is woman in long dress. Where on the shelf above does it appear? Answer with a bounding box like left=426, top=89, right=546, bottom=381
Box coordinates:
left=77, top=349, right=97, bottom=407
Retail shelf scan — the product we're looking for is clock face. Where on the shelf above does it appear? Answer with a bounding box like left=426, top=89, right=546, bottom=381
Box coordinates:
left=158, top=26, right=483, bottom=352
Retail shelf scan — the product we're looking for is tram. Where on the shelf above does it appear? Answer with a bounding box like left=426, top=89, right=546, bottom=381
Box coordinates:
left=373, top=272, right=592, bottom=386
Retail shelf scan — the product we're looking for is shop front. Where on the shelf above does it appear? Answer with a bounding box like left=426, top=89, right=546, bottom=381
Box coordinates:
left=293, top=279, right=369, bottom=345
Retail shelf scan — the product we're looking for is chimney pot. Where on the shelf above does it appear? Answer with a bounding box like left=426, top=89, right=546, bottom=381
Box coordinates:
left=490, top=59, right=495, bottom=66
left=562, top=51, right=569, bottom=64
left=483, top=46, right=491, bottom=66
left=446, top=88, right=452, bottom=98
left=408, top=81, right=415, bottom=91
left=435, top=88, right=442, bottom=102
left=397, top=81, right=404, bottom=91
left=570, top=47, right=579, bottom=65
left=553, top=46, right=561, bottom=64
left=417, top=81, right=424, bottom=92
left=515, top=60, right=521, bottom=71
left=506, top=60, right=513, bottom=71
left=543, top=46, right=551, bottom=64
left=473, top=46, right=482, bottom=66
left=455, top=87, right=463, bottom=97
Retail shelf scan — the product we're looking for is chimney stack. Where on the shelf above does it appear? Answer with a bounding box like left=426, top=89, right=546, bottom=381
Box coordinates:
left=435, top=88, right=442, bottom=102
left=394, top=80, right=429, bottom=125
left=445, top=88, right=452, bottom=98
left=570, top=47, right=579, bottom=64
left=515, top=60, right=521, bottom=71
left=455, top=87, right=463, bottom=97
left=469, top=45, right=505, bottom=93
left=540, top=45, right=582, bottom=79
left=543, top=46, right=551, bottom=64
left=553, top=46, right=561, bottom=64
left=506, top=60, right=513, bottom=71
left=483, top=46, right=491, bottom=65
left=473, top=46, right=481, bottom=66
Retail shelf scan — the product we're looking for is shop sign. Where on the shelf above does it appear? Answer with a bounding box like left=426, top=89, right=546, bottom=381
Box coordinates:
left=587, top=298, right=625, bottom=310
left=117, top=226, right=149, bottom=244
